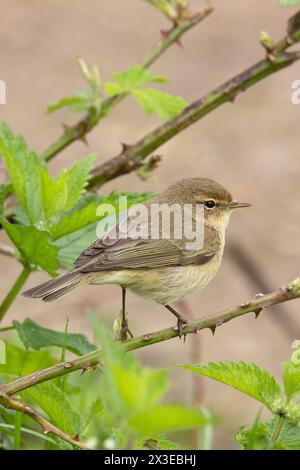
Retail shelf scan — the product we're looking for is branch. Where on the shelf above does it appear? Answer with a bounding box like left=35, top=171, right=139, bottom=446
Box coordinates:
left=88, top=17, right=300, bottom=188
left=41, top=5, right=213, bottom=163
left=1, top=277, right=300, bottom=396
left=0, top=392, right=90, bottom=450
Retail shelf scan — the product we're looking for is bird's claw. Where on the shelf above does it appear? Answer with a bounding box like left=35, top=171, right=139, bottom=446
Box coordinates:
left=119, top=316, right=134, bottom=342
left=177, top=317, right=188, bottom=340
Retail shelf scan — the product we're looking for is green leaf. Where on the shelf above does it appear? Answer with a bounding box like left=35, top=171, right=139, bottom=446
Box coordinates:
left=104, top=66, right=168, bottom=96
left=0, top=183, right=12, bottom=214
left=133, top=89, right=186, bottom=119
left=236, top=418, right=300, bottom=450
left=181, top=361, right=282, bottom=412
left=13, top=318, right=96, bottom=356
left=47, top=89, right=99, bottom=114
left=0, top=122, right=46, bottom=225
left=235, top=423, right=270, bottom=450
left=55, top=222, right=97, bottom=269
left=129, top=404, right=211, bottom=435
left=143, top=0, right=177, bottom=19
left=283, top=361, right=300, bottom=401
left=25, top=382, right=82, bottom=436
left=280, top=0, right=300, bottom=6
left=50, top=200, right=99, bottom=240
left=40, top=153, right=96, bottom=224
left=0, top=343, right=55, bottom=378
left=2, top=222, right=59, bottom=276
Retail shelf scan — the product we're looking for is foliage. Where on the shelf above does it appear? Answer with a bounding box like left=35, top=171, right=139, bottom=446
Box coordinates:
left=180, top=342, right=300, bottom=450
left=0, top=321, right=212, bottom=449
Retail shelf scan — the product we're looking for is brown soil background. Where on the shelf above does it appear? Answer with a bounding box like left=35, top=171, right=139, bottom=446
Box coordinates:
left=1, top=0, right=300, bottom=449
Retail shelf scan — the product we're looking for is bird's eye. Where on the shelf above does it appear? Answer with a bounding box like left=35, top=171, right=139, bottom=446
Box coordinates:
left=204, top=200, right=216, bottom=210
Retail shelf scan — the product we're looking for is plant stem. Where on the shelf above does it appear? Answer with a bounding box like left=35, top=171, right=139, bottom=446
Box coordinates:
left=0, top=266, right=31, bottom=323
left=0, top=325, right=15, bottom=333
left=271, top=415, right=285, bottom=443
left=13, top=411, right=22, bottom=450
left=89, top=49, right=300, bottom=188
left=41, top=6, right=212, bottom=163
left=0, top=393, right=90, bottom=450
left=1, top=277, right=300, bottom=396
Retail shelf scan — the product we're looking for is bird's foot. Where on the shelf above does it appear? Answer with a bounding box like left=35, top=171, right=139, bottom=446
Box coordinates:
left=113, top=311, right=134, bottom=342
left=120, top=316, right=134, bottom=342
left=177, top=315, right=188, bottom=339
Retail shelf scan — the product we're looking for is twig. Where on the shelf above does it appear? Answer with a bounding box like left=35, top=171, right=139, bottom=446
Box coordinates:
left=0, top=392, right=90, bottom=450
left=88, top=17, right=300, bottom=188
left=1, top=277, right=300, bottom=396
left=0, top=266, right=31, bottom=323
left=41, top=6, right=213, bottom=163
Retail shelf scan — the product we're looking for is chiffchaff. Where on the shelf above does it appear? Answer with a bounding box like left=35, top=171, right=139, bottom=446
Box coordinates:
left=23, top=178, right=251, bottom=338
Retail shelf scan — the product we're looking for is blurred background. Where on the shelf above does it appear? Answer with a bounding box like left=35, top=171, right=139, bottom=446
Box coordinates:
left=0, top=0, right=300, bottom=449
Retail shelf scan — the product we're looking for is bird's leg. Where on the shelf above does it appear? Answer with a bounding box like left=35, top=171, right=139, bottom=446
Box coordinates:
left=165, top=304, right=188, bottom=338
left=119, top=287, right=134, bottom=342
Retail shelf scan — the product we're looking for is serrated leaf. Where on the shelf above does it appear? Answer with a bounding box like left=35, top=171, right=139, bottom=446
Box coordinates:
left=283, top=361, right=300, bottom=401
left=50, top=201, right=99, bottom=239
left=133, top=89, right=186, bottom=119
left=129, top=404, right=211, bottom=435
left=0, top=122, right=46, bottom=225
left=237, top=418, right=300, bottom=450
left=13, top=318, right=96, bottom=356
left=143, top=0, right=177, bottom=19
left=104, top=66, right=168, bottom=97
left=40, top=154, right=96, bottom=224
left=0, top=183, right=12, bottom=214
left=55, top=222, right=98, bottom=269
left=181, top=362, right=282, bottom=412
left=2, top=222, right=59, bottom=276
left=24, top=382, right=82, bottom=436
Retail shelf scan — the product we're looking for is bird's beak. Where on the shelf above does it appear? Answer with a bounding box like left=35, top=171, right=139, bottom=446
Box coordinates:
left=229, top=200, right=252, bottom=209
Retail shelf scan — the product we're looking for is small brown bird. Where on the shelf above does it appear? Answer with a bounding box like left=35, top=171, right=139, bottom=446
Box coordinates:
left=23, top=178, right=251, bottom=339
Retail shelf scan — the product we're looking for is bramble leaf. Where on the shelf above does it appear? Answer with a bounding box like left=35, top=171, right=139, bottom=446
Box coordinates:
left=104, top=66, right=168, bottom=96
left=0, top=122, right=46, bottom=225
left=133, top=88, right=186, bottom=119
left=283, top=361, right=300, bottom=401
left=181, top=361, right=282, bottom=412
left=2, top=222, right=59, bottom=276
left=13, top=318, right=96, bottom=356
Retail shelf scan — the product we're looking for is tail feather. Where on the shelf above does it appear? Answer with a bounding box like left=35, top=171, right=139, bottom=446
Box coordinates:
left=22, top=270, right=83, bottom=302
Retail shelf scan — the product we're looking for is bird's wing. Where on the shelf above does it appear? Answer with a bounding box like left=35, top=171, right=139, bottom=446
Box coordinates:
left=74, top=212, right=221, bottom=271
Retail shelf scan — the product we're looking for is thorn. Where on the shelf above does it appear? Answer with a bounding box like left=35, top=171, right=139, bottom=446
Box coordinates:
left=91, top=364, right=97, bottom=372
left=62, top=123, right=70, bottom=133
left=120, top=142, right=132, bottom=153
left=64, top=362, right=73, bottom=369
left=72, top=434, right=80, bottom=442
left=209, top=325, right=216, bottom=335
left=160, top=29, right=182, bottom=47
left=192, top=326, right=201, bottom=334
left=80, top=134, right=88, bottom=147
left=254, top=308, right=263, bottom=319
left=228, top=95, right=236, bottom=103
left=81, top=363, right=90, bottom=375
left=215, top=320, right=224, bottom=327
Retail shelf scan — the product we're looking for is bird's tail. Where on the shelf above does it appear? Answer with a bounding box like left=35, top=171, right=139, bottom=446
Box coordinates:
left=22, top=270, right=84, bottom=302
